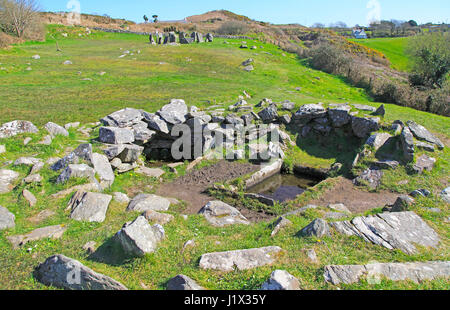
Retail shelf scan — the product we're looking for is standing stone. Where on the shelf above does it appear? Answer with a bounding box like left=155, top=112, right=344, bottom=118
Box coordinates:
left=373, top=104, right=386, bottom=117
left=167, top=275, right=205, bottom=290
left=205, top=33, right=214, bottom=42
left=115, top=216, right=165, bottom=257
left=0, top=120, right=39, bottom=139
left=0, top=206, right=15, bottom=230
left=34, top=254, right=127, bottom=290
left=400, top=126, right=415, bottom=162
left=126, top=194, right=171, bottom=212
left=261, top=270, right=301, bottom=290
left=98, top=127, right=134, bottom=145
left=199, top=246, right=283, bottom=271
left=44, top=122, right=69, bottom=137
left=199, top=201, right=250, bottom=227
left=298, top=219, right=331, bottom=238
left=68, top=191, right=112, bottom=223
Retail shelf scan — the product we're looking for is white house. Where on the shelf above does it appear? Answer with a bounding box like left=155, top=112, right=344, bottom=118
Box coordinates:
left=352, top=28, right=368, bottom=39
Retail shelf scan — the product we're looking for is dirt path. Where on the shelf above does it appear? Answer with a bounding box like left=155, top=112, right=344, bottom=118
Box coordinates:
left=156, top=160, right=260, bottom=214
left=309, top=177, right=399, bottom=213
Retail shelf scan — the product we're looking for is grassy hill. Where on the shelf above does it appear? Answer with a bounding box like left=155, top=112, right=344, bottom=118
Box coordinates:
left=349, top=37, right=411, bottom=72
left=0, top=25, right=448, bottom=290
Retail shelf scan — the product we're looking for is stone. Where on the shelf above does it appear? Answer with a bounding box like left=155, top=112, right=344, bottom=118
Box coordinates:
left=373, top=104, right=386, bottom=116
left=271, top=216, right=292, bottom=237
left=23, top=189, right=37, bottom=206
left=365, top=133, right=392, bottom=151
left=30, top=161, right=45, bottom=174
left=91, top=153, right=114, bottom=187
left=116, top=162, right=138, bottom=174
left=167, top=275, right=204, bottom=291
left=157, top=99, right=188, bottom=125
left=34, top=254, right=127, bottom=290
left=412, top=155, right=436, bottom=174
left=7, top=225, right=67, bottom=248
left=38, top=135, right=52, bottom=145
left=100, top=108, right=143, bottom=128
left=415, top=141, right=435, bottom=152
left=114, top=216, right=165, bottom=257
left=0, top=169, right=20, bottom=194
left=242, top=58, right=253, bottom=66
left=68, top=191, right=112, bottom=223
left=51, top=143, right=93, bottom=171
left=82, top=241, right=97, bottom=254
left=330, top=211, right=440, bottom=255
left=142, top=210, right=174, bottom=225
left=410, top=189, right=431, bottom=198
left=328, top=106, right=351, bottom=127
left=56, top=164, right=96, bottom=184
left=14, top=156, right=41, bottom=166
left=205, top=33, right=213, bottom=42
left=98, top=127, right=134, bottom=145
left=199, top=246, right=283, bottom=271
left=373, top=160, right=400, bottom=170
left=391, top=195, right=415, bottom=212
left=351, top=117, right=380, bottom=138
left=279, top=114, right=291, bottom=125
left=440, top=187, right=450, bottom=203
left=199, top=201, right=249, bottom=227
left=353, top=104, right=376, bottom=112
left=0, top=206, right=15, bottom=230
left=258, top=105, right=278, bottom=122
left=282, top=101, right=295, bottom=111
left=64, top=122, right=80, bottom=130
left=143, top=112, right=170, bottom=134
left=117, top=144, right=144, bottom=163
left=293, top=104, right=327, bottom=125
left=23, top=137, right=32, bottom=145
left=261, top=270, right=301, bottom=290
left=305, top=249, right=318, bottom=263
left=328, top=203, right=351, bottom=214
left=243, top=65, right=254, bottom=72
left=407, top=121, right=444, bottom=150
left=353, top=167, right=383, bottom=189
left=324, top=261, right=450, bottom=285
left=136, top=166, right=165, bottom=178
left=132, top=121, right=156, bottom=142
left=298, top=219, right=331, bottom=238
left=63, top=60, right=73, bottom=65
left=0, top=120, right=38, bottom=139
left=400, top=127, right=415, bottom=162
left=44, top=122, right=69, bottom=137
left=113, top=192, right=129, bottom=204
left=127, top=194, right=171, bottom=212
left=32, top=55, right=40, bottom=59
left=28, top=210, right=55, bottom=224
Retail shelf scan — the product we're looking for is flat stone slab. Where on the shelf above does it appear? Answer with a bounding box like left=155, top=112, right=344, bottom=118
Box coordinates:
left=199, top=246, right=283, bottom=272
left=199, top=200, right=250, bottom=227
left=68, top=191, right=112, bottom=223
left=261, top=270, right=301, bottom=290
left=127, top=194, right=171, bottom=212
left=0, top=205, right=15, bottom=230
left=407, top=120, right=444, bottom=150
left=135, top=167, right=165, bottom=178
left=324, top=261, right=450, bottom=285
left=56, top=164, right=96, bottom=184
left=100, top=108, right=143, bottom=128
left=34, top=254, right=127, bottom=290
left=7, top=225, right=67, bottom=249
left=330, top=211, right=440, bottom=255
left=0, top=169, right=20, bottom=194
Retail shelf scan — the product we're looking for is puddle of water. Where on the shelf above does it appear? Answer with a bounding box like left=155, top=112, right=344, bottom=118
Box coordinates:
left=247, top=173, right=320, bottom=203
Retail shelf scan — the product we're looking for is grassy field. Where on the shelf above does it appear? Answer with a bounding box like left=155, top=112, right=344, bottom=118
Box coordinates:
left=350, top=37, right=411, bottom=72
left=0, top=25, right=448, bottom=290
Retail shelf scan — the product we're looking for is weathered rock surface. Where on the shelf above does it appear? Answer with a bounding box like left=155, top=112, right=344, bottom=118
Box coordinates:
left=365, top=133, right=392, bottom=151
left=351, top=117, right=380, bottom=138
left=0, top=120, right=38, bottom=139
left=23, top=189, right=37, bottom=206
left=413, top=154, right=436, bottom=174
left=167, top=275, right=204, bottom=290
left=113, top=192, right=129, bottom=204
left=261, top=270, right=301, bottom=290
left=298, top=219, right=331, bottom=238
left=400, top=127, right=415, bottom=162
left=258, top=105, right=278, bottom=122
left=330, top=211, right=440, bottom=254
left=441, top=187, right=450, bottom=203
left=142, top=210, right=174, bottom=225
left=0, top=169, right=20, bottom=194
left=127, top=194, right=171, bottom=212
left=328, top=106, right=351, bottom=127
left=390, top=195, right=415, bottom=212
left=0, top=205, right=15, bottom=230
left=158, top=99, right=188, bottom=125
left=117, top=144, right=144, bottom=163
left=293, top=104, right=327, bottom=125
left=68, top=191, right=112, bottom=223
left=115, top=216, right=165, bottom=257
left=143, top=113, right=170, bottom=134
left=44, top=122, right=69, bottom=137
left=100, top=108, right=143, bottom=128
left=7, top=225, right=67, bottom=248
left=199, top=246, right=283, bottom=271
left=271, top=216, right=292, bottom=237
left=56, top=164, right=96, bottom=184
left=353, top=167, right=383, bottom=189
left=135, top=166, right=165, bottom=178
left=407, top=121, right=444, bottom=150
left=199, top=201, right=249, bottom=227
left=51, top=143, right=93, bottom=171
left=34, top=254, right=127, bottom=290
left=91, top=153, right=115, bottom=186
left=99, top=127, right=134, bottom=144
left=324, top=261, right=450, bottom=285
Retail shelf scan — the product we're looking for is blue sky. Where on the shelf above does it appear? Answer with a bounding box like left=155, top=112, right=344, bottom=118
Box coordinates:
left=39, top=0, right=450, bottom=26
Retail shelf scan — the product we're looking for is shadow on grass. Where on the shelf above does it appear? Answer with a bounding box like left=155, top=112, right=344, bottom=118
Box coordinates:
left=87, top=236, right=133, bottom=266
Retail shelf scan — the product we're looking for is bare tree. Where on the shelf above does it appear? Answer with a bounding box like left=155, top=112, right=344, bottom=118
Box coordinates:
left=0, top=0, right=40, bottom=37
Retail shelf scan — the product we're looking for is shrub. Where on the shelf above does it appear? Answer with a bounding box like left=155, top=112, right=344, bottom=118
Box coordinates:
left=216, top=21, right=249, bottom=35
left=0, top=0, right=40, bottom=38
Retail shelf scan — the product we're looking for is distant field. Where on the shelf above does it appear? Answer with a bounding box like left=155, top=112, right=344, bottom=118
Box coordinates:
left=350, top=37, right=411, bottom=71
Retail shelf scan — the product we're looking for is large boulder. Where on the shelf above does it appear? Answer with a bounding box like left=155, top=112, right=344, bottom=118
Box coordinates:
left=199, top=246, right=283, bottom=271
left=56, top=164, right=96, bottom=184
left=117, top=144, right=144, bottom=163
left=407, top=121, right=444, bottom=150
left=100, top=108, right=143, bottom=128
left=328, top=106, right=351, bottom=127
left=298, top=218, right=331, bottom=238
left=98, top=127, right=134, bottom=145
left=258, top=105, right=278, bottom=122
left=143, top=112, right=170, bottom=134
left=0, top=206, right=15, bottom=230
left=351, top=117, right=380, bottom=138
left=51, top=144, right=93, bottom=171
left=114, top=216, right=165, bottom=257
left=293, top=104, right=327, bottom=125
left=167, top=275, right=205, bottom=290
left=199, top=201, right=249, bottom=227
left=126, top=194, right=171, bottom=212
left=157, top=99, right=188, bottom=125
left=34, top=254, right=127, bottom=290
left=68, top=191, right=112, bottom=223
left=0, top=120, right=38, bottom=139
left=0, top=169, right=20, bottom=194
left=261, top=270, right=301, bottom=290
left=44, top=122, right=69, bottom=137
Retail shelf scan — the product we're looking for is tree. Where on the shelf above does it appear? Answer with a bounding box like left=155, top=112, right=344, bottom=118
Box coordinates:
left=408, top=20, right=418, bottom=27
left=143, top=15, right=148, bottom=23
left=152, top=14, right=158, bottom=23
left=406, top=32, right=450, bottom=88
left=0, top=0, right=40, bottom=37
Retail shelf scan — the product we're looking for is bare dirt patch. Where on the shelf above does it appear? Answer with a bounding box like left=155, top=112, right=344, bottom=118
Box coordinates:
left=308, top=177, right=399, bottom=213
left=156, top=160, right=261, bottom=215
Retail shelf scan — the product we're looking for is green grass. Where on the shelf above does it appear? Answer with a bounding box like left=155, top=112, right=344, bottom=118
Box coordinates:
left=0, top=25, right=448, bottom=290
left=350, top=37, right=411, bottom=71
